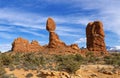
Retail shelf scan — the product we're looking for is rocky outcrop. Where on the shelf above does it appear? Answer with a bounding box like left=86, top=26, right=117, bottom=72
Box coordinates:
left=29, top=40, right=42, bottom=52
left=46, top=17, right=66, bottom=48
left=86, top=21, right=107, bottom=54
left=70, top=44, right=80, bottom=50
left=12, top=37, right=42, bottom=52
left=12, top=37, right=29, bottom=52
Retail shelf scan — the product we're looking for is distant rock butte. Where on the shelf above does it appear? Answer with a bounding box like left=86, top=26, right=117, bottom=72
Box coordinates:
left=86, top=21, right=108, bottom=55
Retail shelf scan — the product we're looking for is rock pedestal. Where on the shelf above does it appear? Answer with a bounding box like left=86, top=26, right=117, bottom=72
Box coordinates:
left=46, top=17, right=66, bottom=48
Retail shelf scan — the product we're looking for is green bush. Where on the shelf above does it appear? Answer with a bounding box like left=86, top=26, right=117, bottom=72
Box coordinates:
left=0, top=63, right=6, bottom=77
left=56, top=54, right=83, bottom=73
left=22, top=53, right=46, bottom=70
left=0, top=53, right=13, bottom=66
left=26, top=73, right=33, bottom=78
left=104, top=53, right=120, bottom=66
left=84, top=52, right=101, bottom=64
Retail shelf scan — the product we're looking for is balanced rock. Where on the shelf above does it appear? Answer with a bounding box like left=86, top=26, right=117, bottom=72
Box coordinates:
left=86, top=21, right=107, bottom=54
left=46, top=18, right=66, bottom=48
left=12, top=37, right=42, bottom=52
left=46, top=17, right=56, bottom=32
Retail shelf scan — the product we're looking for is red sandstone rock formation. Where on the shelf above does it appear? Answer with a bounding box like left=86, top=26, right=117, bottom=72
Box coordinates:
left=11, top=18, right=81, bottom=54
left=29, top=40, right=42, bottom=52
left=86, top=21, right=107, bottom=54
left=46, top=17, right=66, bottom=48
left=12, top=37, right=42, bottom=52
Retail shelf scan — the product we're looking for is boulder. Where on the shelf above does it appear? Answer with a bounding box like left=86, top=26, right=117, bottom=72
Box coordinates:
left=46, top=17, right=56, bottom=32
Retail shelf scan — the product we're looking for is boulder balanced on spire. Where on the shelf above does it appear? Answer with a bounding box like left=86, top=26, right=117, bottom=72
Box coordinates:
left=46, top=17, right=66, bottom=48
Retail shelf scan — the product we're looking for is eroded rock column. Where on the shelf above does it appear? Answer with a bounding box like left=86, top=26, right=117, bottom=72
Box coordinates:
left=86, top=21, right=107, bottom=54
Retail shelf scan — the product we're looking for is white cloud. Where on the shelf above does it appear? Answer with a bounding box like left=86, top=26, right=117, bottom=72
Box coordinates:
left=0, top=8, right=84, bottom=38
left=115, top=46, right=120, bottom=50
left=0, top=8, right=46, bottom=29
left=43, top=0, right=120, bottom=37
left=0, top=44, right=11, bottom=52
left=56, top=26, right=81, bottom=33
left=74, top=38, right=86, bottom=44
left=0, top=26, right=14, bottom=32
left=57, top=31, right=80, bottom=37
left=19, top=28, right=45, bottom=37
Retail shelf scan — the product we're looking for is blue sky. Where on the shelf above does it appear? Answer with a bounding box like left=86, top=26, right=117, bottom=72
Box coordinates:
left=0, top=0, right=120, bottom=52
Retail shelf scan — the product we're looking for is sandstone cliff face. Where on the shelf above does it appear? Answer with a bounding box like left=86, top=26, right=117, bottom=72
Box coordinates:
left=12, top=37, right=42, bottom=52
left=46, top=18, right=66, bottom=48
left=86, top=21, right=107, bottom=54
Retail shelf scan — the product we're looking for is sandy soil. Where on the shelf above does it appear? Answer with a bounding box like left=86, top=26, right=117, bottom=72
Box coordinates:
left=5, top=65, right=120, bottom=78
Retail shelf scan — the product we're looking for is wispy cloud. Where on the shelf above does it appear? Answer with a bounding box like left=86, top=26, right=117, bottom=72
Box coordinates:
left=0, top=26, right=14, bottom=32
left=43, top=0, right=120, bottom=37
left=74, top=38, right=86, bottom=44
left=57, top=31, right=80, bottom=37
left=0, top=8, right=86, bottom=39
left=0, top=44, right=11, bottom=52
left=0, top=8, right=46, bottom=29
left=19, top=28, right=45, bottom=37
